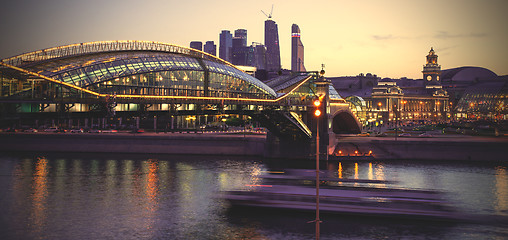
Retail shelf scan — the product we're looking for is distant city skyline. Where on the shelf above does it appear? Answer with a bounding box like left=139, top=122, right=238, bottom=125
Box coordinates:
left=0, top=0, right=506, bottom=79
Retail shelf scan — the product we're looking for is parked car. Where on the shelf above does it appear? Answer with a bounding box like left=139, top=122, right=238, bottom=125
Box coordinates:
left=25, top=128, right=38, bottom=133
left=131, top=128, right=144, bottom=133
left=398, top=133, right=412, bottom=137
left=419, top=132, right=433, bottom=138
left=69, top=128, right=83, bottom=133
left=89, top=129, right=101, bottom=133
left=101, top=129, right=118, bottom=133
left=44, top=127, right=59, bottom=132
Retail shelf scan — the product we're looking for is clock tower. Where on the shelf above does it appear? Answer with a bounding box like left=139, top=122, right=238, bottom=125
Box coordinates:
left=422, top=47, right=441, bottom=87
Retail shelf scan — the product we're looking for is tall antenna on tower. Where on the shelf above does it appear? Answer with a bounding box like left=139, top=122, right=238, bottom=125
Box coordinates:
left=261, top=4, right=274, bottom=19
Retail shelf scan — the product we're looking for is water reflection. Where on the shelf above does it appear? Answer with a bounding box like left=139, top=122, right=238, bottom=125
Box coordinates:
left=354, top=162, right=359, bottom=179
left=141, top=159, right=159, bottom=235
left=495, top=166, right=507, bottom=215
left=338, top=162, right=343, bottom=179
left=368, top=162, right=373, bottom=180
left=32, top=157, right=49, bottom=234
left=146, top=159, right=159, bottom=211
left=374, top=163, right=387, bottom=188
left=2, top=154, right=507, bottom=239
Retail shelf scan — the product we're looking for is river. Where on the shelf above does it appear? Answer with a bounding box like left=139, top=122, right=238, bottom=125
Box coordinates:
left=1, top=153, right=507, bottom=239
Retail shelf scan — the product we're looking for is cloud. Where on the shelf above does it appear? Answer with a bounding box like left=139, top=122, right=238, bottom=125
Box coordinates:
left=372, top=34, right=395, bottom=40
left=437, top=45, right=458, bottom=52
left=435, top=45, right=458, bottom=56
left=371, top=34, right=411, bottom=41
left=434, top=31, right=487, bottom=39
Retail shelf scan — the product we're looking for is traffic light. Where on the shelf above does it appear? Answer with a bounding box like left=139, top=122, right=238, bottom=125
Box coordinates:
left=313, top=96, right=322, bottom=117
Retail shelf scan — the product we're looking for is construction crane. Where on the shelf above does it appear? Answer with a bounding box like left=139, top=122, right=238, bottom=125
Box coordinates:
left=261, top=4, right=274, bottom=19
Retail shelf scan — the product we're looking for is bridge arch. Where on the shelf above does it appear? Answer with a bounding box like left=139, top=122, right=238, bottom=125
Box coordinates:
left=331, top=109, right=361, bottom=134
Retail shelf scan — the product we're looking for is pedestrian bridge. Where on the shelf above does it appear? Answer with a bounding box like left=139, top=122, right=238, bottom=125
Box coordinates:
left=0, top=40, right=361, bottom=139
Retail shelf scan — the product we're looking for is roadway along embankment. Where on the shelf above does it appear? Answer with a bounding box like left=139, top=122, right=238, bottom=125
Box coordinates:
left=0, top=133, right=266, bottom=156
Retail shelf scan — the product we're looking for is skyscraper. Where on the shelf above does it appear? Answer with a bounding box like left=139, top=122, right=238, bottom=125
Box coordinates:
left=264, top=19, right=281, bottom=71
left=203, top=41, right=216, bottom=56
left=252, top=43, right=267, bottom=70
left=219, top=30, right=233, bottom=62
left=189, top=41, right=202, bottom=51
left=232, top=37, right=247, bottom=65
left=291, top=24, right=306, bottom=72
left=234, top=29, right=247, bottom=47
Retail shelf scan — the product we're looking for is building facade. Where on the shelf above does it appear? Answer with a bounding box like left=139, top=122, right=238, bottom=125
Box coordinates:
left=264, top=19, right=281, bottom=72
left=189, top=41, right=202, bottom=51
left=231, top=38, right=246, bottom=66
left=219, top=30, right=232, bottom=62
left=203, top=41, right=216, bottom=56
left=291, top=24, right=305, bottom=72
left=252, top=43, right=267, bottom=70
left=234, top=29, right=247, bottom=47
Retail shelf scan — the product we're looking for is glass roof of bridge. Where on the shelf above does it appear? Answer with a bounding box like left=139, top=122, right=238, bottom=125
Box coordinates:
left=1, top=41, right=277, bottom=98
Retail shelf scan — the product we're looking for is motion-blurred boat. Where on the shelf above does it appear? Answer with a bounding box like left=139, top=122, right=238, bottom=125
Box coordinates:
left=224, top=170, right=458, bottom=220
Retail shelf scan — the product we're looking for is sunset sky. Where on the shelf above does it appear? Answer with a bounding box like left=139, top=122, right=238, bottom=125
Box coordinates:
left=1, top=0, right=506, bottom=79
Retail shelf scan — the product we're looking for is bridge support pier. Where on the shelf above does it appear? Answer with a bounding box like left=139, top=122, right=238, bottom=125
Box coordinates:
left=264, top=132, right=312, bottom=159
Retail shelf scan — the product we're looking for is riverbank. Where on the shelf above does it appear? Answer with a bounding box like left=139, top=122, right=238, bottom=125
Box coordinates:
left=0, top=132, right=266, bottom=156
left=331, top=134, right=508, bottom=162
left=1, top=132, right=506, bottom=161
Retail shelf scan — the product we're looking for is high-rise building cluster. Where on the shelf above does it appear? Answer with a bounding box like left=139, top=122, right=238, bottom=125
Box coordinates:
left=218, top=28, right=269, bottom=73
left=189, top=17, right=306, bottom=79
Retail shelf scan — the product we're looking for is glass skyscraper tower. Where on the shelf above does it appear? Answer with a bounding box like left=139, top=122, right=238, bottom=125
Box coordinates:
left=264, top=19, right=281, bottom=71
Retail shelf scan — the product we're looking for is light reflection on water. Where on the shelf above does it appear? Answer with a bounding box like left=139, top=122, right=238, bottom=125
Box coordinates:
left=1, top=154, right=507, bottom=239
left=495, top=166, right=507, bottom=215
left=32, top=157, right=49, bottom=234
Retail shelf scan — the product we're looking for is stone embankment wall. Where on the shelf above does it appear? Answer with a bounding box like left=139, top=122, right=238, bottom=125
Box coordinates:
left=1, top=133, right=506, bottom=161
left=0, top=133, right=265, bottom=156
left=333, top=138, right=508, bottom=161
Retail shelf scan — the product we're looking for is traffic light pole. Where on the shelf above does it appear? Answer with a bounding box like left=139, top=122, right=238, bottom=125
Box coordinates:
left=315, top=116, right=320, bottom=240
left=312, top=97, right=322, bottom=240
